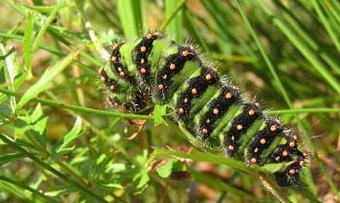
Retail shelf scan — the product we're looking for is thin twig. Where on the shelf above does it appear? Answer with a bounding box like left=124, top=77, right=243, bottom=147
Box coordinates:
left=0, top=89, right=154, bottom=120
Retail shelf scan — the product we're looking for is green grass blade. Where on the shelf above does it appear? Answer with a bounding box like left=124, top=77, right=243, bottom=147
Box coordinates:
left=17, top=51, right=78, bottom=109
left=56, top=116, right=83, bottom=154
left=0, top=176, right=60, bottom=203
left=312, top=0, right=340, bottom=52
left=149, top=148, right=256, bottom=174
left=23, top=11, right=34, bottom=72
left=0, top=43, right=17, bottom=112
left=32, top=5, right=61, bottom=51
left=273, top=1, right=339, bottom=76
left=188, top=167, right=254, bottom=199
left=0, top=153, right=25, bottom=166
left=183, top=9, right=210, bottom=52
left=234, top=0, right=292, bottom=108
left=258, top=1, right=340, bottom=94
left=267, top=107, right=340, bottom=115
left=160, top=0, right=188, bottom=33
left=325, top=0, right=340, bottom=25
left=0, top=88, right=154, bottom=121
left=164, top=0, right=184, bottom=42
left=117, top=0, right=144, bottom=38
left=1, top=0, right=26, bottom=13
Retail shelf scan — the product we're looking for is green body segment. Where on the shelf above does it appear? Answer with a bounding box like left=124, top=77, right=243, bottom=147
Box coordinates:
left=120, top=41, right=138, bottom=74
left=100, top=32, right=306, bottom=186
left=149, top=39, right=176, bottom=76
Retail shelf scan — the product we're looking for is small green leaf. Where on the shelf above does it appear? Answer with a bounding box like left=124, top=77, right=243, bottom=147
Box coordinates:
left=107, top=163, right=126, bottom=173
left=17, top=51, right=78, bottom=109
left=23, top=11, right=34, bottom=72
left=153, top=104, right=167, bottom=126
left=57, top=116, right=83, bottom=154
left=0, top=43, right=18, bottom=112
left=102, top=183, right=124, bottom=189
left=261, top=162, right=293, bottom=173
left=31, top=103, right=44, bottom=123
left=156, top=159, right=176, bottom=178
left=133, top=171, right=149, bottom=190
left=96, top=154, right=106, bottom=165
left=0, top=104, right=12, bottom=119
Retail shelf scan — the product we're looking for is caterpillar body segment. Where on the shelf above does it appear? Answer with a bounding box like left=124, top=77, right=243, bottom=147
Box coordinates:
left=99, top=32, right=306, bottom=186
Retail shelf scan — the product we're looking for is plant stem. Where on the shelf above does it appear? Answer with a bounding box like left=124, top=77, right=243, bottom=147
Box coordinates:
left=0, top=88, right=154, bottom=120
left=0, top=175, right=60, bottom=203
left=267, top=108, right=340, bottom=114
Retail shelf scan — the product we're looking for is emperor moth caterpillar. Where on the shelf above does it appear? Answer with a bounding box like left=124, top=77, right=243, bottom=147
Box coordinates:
left=99, top=32, right=306, bottom=186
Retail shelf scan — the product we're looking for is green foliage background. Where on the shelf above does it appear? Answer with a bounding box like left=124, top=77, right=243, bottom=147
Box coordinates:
left=0, top=0, right=339, bottom=202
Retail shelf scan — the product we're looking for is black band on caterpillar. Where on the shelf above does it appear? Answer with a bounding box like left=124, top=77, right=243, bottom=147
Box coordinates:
left=99, top=31, right=306, bottom=186
left=133, top=32, right=161, bottom=83
left=175, top=68, right=219, bottom=121
left=155, top=46, right=198, bottom=102
left=224, top=102, right=262, bottom=157
left=110, top=43, right=135, bottom=83
left=246, top=118, right=283, bottom=165
left=99, top=67, right=117, bottom=92
left=197, top=86, right=239, bottom=140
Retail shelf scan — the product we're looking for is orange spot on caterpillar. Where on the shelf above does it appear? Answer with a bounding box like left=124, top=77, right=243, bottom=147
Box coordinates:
left=260, top=138, right=266, bottom=144
left=205, top=74, right=212, bottom=80
left=191, top=88, right=198, bottom=95
left=140, top=68, right=147, bottom=74
left=202, top=128, right=208, bottom=134
left=213, top=108, right=219, bottom=115
left=169, top=63, right=176, bottom=70
left=270, top=125, right=277, bottom=132
left=111, top=56, right=117, bottom=62
left=248, top=109, right=255, bottom=116
left=182, top=50, right=189, bottom=57
left=236, top=124, right=243, bottom=130
left=299, top=161, right=304, bottom=167
left=225, top=92, right=232, bottom=99
left=140, top=46, right=147, bottom=53
left=250, top=158, right=257, bottom=164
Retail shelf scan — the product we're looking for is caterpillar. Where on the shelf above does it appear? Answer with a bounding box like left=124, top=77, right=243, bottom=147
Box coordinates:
left=99, top=32, right=306, bottom=186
